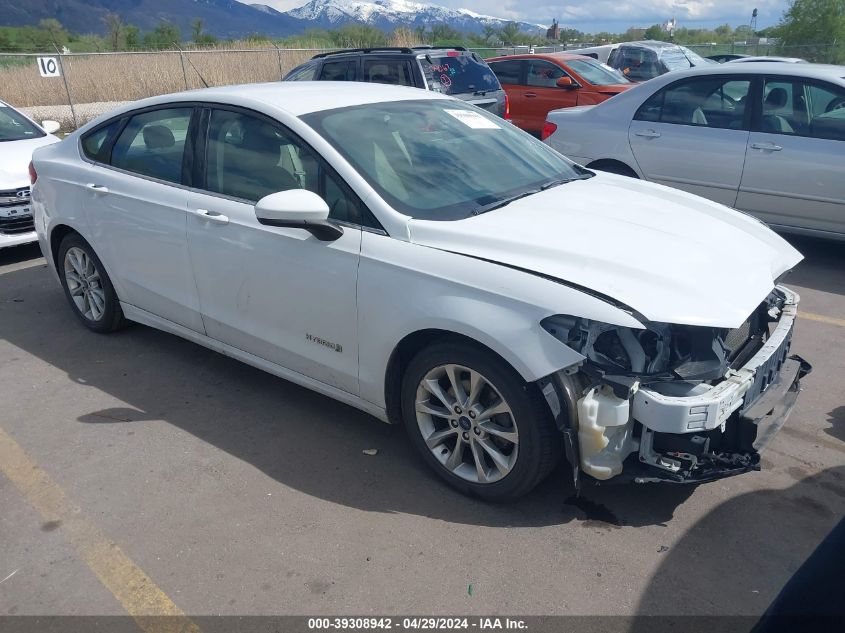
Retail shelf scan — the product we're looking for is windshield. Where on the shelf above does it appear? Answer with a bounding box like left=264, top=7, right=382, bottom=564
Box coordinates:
left=0, top=106, right=45, bottom=142
left=567, top=58, right=630, bottom=85
left=302, top=100, right=585, bottom=221
left=419, top=54, right=501, bottom=95
left=661, top=46, right=715, bottom=72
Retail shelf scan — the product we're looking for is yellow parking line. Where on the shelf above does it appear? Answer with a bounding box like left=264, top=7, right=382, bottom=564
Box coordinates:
left=0, top=426, right=201, bottom=633
left=801, top=311, right=845, bottom=328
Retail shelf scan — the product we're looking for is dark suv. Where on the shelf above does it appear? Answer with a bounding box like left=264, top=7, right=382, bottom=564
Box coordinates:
left=283, top=47, right=508, bottom=118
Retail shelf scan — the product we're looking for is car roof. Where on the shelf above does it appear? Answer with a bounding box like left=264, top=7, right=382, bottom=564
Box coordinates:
left=668, top=61, right=845, bottom=81
left=83, top=82, right=449, bottom=121
left=728, top=56, right=807, bottom=63
left=618, top=40, right=688, bottom=50
left=311, top=46, right=468, bottom=60
left=487, top=52, right=594, bottom=63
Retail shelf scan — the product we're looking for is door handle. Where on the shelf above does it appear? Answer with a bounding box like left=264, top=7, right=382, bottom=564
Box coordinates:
left=750, top=142, right=783, bottom=151
left=524, top=92, right=537, bottom=98
left=634, top=129, right=661, bottom=139
left=86, top=183, right=109, bottom=194
left=193, top=208, right=229, bottom=225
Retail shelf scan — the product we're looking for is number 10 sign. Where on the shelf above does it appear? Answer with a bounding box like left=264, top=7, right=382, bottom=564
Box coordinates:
left=37, top=57, right=61, bottom=77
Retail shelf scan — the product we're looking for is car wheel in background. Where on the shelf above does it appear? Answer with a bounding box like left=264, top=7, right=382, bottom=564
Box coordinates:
left=58, top=233, right=126, bottom=333
left=401, top=341, right=561, bottom=501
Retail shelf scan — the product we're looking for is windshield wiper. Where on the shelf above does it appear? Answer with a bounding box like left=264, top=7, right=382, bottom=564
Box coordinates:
left=472, top=189, right=542, bottom=215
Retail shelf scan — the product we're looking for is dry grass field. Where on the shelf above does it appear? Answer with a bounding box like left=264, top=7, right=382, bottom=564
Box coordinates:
left=1, top=46, right=323, bottom=109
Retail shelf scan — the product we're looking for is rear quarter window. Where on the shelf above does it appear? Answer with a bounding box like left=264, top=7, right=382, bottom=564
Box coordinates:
left=420, top=54, right=500, bottom=95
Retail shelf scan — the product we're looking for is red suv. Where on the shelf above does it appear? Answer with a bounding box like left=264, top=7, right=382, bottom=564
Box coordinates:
left=487, top=53, right=632, bottom=136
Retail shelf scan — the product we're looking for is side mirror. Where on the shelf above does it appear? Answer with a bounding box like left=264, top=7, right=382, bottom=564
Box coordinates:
left=41, top=120, right=61, bottom=134
left=556, top=77, right=577, bottom=89
left=255, top=189, right=343, bottom=241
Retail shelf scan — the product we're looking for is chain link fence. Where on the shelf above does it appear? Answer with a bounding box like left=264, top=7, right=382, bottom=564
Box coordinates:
left=2, top=43, right=840, bottom=132
left=0, top=47, right=332, bottom=131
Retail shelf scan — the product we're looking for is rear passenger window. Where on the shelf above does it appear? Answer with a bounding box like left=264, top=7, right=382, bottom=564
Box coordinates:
left=635, top=78, right=751, bottom=129
left=526, top=60, right=567, bottom=87
left=759, top=79, right=845, bottom=141
left=110, top=108, right=193, bottom=184
left=320, top=60, right=358, bottom=81
left=81, top=119, right=122, bottom=163
left=362, top=59, right=413, bottom=86
left=488, top=60, right=522, bottom=85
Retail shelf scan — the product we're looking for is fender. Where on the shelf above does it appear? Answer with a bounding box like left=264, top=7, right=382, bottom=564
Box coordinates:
left=356, top=231, right=644, bottom=409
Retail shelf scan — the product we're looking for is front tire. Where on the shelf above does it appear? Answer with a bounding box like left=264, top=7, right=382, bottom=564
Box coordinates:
left=58, top=233, right=126, bottom=333
left=401, top=341, right=561, bottom=501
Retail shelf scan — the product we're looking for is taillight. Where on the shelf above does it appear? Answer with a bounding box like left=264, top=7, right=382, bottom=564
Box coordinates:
left=28, top=161, right=37, bottom=185
left=503, top=93, right=511, bottom=120
left=541, top=121, right=558, bottom=141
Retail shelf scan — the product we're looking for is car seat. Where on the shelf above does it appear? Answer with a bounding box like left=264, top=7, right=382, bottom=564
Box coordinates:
left=762, top=88, right=795, bottom=133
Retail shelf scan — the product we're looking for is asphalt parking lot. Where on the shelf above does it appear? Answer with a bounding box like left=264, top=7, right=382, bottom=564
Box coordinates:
left=1, top=235, right=843, bottom=621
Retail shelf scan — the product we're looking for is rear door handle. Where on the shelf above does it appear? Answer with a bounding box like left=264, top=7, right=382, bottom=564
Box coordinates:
left=86, top=183, right=109, bottom=194
left=634, top=129, right=661, bottom=139
left=193, top=208, right=229, bottom=225
left=524, top=92, right=537, bottom=98
left=750, top=142, right=783, bottom=151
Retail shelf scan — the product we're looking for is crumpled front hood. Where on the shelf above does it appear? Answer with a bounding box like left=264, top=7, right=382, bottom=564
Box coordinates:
left=0, top=135, right=59, bottom=190
left=408, top=173, right=803, bottom=328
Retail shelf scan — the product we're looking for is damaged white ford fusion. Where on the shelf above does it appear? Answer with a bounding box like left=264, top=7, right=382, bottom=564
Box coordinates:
left=31, top=83, right=809, bottom=500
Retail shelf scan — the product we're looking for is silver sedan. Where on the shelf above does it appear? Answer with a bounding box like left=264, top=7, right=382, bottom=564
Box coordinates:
left=544, top=63, right=845, bottom=240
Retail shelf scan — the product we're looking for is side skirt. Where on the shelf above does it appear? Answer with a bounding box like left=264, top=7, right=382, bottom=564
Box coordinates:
left=120, top=302, right=390, bottom=423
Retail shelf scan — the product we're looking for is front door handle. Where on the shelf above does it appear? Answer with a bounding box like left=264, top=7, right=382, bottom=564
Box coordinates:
left=193, top=208, right=229, bottom=225
left=86, top=183, right=109, bottom=194
left=750, top=142, right=783, bottom=151
left=524, top=92, right=537, bottom=98
left=634, top=129, right=661, bottom=139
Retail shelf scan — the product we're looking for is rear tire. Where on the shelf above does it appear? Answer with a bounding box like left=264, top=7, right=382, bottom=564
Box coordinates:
left=57, top=233, right=126, bottom=333
left=401, top=341, right=561, bottom=501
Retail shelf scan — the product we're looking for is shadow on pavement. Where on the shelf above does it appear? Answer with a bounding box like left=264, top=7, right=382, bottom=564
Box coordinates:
left=824, top=405, right=844, bottom=442
left=0, top=261, right=705, bottom=528
left=632, top=466, right=845, bottom=620
left=783, top=235, right=845, bottom=296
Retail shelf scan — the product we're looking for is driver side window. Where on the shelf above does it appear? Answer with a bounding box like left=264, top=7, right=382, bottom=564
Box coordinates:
left=204, top=109, right=365, bottom=224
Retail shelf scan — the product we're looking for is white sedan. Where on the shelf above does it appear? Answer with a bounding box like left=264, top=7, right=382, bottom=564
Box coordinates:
left=0, top=100, right=60, bottom=249
left=31, top=83, right=809, bottom=499
left=544, top=63, right=845, bottom=240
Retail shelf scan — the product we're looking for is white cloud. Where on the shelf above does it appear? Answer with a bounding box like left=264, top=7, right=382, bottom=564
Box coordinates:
left=246, top=0, right=790, bottom=30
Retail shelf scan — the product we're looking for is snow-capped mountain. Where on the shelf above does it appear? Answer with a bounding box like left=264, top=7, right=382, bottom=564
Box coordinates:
left=254, top=0, right=546, bottom=35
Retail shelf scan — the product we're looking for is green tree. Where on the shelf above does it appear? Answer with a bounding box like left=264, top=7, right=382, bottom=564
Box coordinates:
left=143, top=20, right=182, bottom=49
left=39, top=19, right=68, bottom=47
left=102, top=12, right=123, bottom=50
left=775, top=0, right=845, bottom=62
left=125, top=25, right=141, bottom=50
left=644, top=24, right=666, bottom=41
left=498, top=22, right=521, bottom=45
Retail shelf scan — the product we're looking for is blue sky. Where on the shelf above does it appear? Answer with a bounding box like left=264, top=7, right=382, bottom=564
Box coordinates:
left=253, top=0, right=791, bottom=32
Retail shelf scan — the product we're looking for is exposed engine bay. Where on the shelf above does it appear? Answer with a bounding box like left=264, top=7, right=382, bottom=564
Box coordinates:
left=540, top=286, right=811, bottom=486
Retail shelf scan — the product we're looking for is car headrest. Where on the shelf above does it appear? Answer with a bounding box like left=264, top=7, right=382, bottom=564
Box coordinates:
left=143, top=125, right=175, bottom=150
left=765, top=87, right=788, bottom=109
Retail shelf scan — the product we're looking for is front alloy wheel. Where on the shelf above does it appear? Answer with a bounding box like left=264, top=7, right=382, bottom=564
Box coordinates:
left=402, top=342, right=561, bottom=500
left=415, top=364, right=519, bottom=485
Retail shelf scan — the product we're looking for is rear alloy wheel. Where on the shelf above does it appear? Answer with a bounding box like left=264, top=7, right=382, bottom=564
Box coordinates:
left=402, top=342, right=561, bottom=500
left=58, top=234, right=126, bottom=333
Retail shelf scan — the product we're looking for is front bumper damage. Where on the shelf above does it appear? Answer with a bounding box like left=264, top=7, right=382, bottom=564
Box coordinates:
left=541, top=286, right=811, bottom=486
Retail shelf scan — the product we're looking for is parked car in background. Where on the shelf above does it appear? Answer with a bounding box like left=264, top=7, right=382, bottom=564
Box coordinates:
left=0, top=100, right=60, bottom=250
left=544, top=63, right=845, bottom=240
left=283, top=46, right=507, bottom=118
left=32, top=82, right=808, bottom=499
left=569, top=41, right=716, bottom=82
left=487, top=53, right=632, bottom=136
left=728, top=56, right=808, bottom=64
left=707, top=53, right=750, bottom=63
